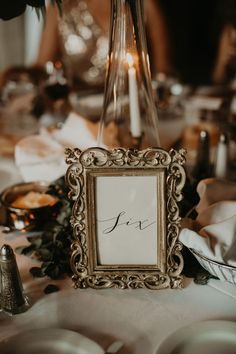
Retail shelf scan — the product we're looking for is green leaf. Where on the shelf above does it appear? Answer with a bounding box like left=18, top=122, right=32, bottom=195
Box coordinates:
left=56, top=211, right=69, bottom=224
left=44, top=284, right=60, bottom=294
left=27, top=236, right=42, bottom=248
left=30, top=267, right=45, bottom=278
left=17, top=244, right=36, bottom=256
left=44, top=263, right=62, bottom=279
left=41, top=261, right=53, bottom=272
left=37, top=248, right=52, bottom=261
left=15, top=246, right=29, bottom=255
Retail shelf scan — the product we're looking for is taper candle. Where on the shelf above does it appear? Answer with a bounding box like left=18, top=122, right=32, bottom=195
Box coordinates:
left=127, top=53, right=142, bottom=138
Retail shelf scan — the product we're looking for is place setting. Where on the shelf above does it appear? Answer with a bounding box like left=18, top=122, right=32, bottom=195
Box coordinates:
left=156, top=320, right=236, bottom=354
left=0, top=328, right=124, bottom=354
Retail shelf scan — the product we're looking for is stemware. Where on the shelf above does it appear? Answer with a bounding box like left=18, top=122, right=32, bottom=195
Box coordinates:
left=97, top=0, right=160, bottom=149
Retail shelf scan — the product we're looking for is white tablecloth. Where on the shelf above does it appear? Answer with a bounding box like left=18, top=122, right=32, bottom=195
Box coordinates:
left=1, top=227, right=236, bottom=354
left=1, top=157, right=236, bottom=354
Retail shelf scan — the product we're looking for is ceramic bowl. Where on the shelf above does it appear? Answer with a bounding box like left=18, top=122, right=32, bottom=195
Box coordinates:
left=0, top=181, right=59, bottom=230
left=190, top=248, right=236, bottom=285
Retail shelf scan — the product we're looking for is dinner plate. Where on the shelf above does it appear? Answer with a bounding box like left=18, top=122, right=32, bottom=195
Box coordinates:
left=0, top=328, right=104, bottom=354
left=156, top=320, right=236, bottom=354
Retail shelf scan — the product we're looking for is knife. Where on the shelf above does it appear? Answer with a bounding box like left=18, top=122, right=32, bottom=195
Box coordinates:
left=105, top=341, right=124, bottom=354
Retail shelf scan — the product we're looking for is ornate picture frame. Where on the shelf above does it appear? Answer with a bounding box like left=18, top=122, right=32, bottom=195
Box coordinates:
left=66, top=147, right=186, bottom=290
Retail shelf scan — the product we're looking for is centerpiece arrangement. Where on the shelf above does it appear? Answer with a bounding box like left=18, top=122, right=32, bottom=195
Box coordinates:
left=65, top=0, right=186, bottom=290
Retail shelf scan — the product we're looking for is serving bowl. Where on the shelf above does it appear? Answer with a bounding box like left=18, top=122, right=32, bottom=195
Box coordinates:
left=190, top=248, right=236, bottom=285
left=0, top=181, right=59, bottom=230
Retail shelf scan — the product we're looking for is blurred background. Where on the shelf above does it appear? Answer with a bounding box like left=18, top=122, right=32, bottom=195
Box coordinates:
left=1, top=0, right=236, bottom=83
left=1, top=0, right=236, bottom=186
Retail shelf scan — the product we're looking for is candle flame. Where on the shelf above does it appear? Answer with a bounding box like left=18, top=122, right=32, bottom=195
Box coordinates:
left=126, top=53, right=134, bottom=68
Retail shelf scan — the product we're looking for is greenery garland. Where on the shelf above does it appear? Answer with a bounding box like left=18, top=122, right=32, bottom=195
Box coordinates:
left=16, top=177, right=73, bottom=281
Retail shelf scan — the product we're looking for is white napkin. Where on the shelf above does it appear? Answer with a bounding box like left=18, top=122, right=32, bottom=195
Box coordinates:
left=15, top=111, right=113, bottom=182
left=196, top=178, right=236, bottom=213
left=180, top=178, right=236, bottom=267
left=15, top=134, right=66, bottom=182
left=52, top=111, right=120, bottom=148
left=52, top=112, right=101, bottom=149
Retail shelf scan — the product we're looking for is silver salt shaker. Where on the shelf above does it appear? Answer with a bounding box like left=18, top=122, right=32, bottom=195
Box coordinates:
left=0, top=244, right=29, bottom=315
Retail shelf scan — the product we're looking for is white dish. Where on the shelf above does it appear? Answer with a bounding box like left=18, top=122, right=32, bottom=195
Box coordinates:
left=0, top=328, right=104, bottom=354
left=157, top=320, right=236, bottom=354
left=190, top=248, right=236, bottom=285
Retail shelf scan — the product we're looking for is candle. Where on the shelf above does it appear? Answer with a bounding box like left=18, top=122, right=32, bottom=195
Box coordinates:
left=126, top=53, right=142, bottom=138
left=215, top=133, right=229, bottom=178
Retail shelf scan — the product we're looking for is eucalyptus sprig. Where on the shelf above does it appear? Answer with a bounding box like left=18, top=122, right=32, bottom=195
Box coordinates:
left=16, top=177, right=73, bottom=281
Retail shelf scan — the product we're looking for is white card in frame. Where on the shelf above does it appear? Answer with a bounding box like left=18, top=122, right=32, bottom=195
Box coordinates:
left=65, top=147, right=186, bottom=290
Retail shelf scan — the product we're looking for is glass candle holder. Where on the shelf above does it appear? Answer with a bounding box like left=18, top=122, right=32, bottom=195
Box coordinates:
left=98, top=0, right=160, bottom=149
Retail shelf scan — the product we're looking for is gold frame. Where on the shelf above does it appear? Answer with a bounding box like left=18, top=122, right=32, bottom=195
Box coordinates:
left=65, top=147, right=186, bottom=290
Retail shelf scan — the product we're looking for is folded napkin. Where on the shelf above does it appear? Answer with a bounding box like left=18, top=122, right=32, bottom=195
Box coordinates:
left=196, top=178, right=236, bottom=213
left=180, top=178, right=236, bottom=267
left=15, top=110, right=121, bottom=182
left=52, top=111, right=118, bottom=149
left=52, top=112, right=100, bottom=149
left=15, top=134, right=66, bottom=182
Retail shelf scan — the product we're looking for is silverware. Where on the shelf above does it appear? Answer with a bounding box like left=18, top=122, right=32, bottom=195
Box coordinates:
left=105, top=341, right=124, bottom=354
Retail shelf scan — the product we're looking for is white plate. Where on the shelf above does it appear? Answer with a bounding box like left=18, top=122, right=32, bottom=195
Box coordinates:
left=0, top=328, right=104, bottom=354
left=157, top=320, right=236, bottom=354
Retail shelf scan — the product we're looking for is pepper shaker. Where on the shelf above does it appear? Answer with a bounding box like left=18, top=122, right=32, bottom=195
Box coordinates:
left=0, top=244, right=29, bottom=315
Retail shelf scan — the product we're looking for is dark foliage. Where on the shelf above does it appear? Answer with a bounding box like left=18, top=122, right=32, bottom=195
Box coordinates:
left=16, top=177, right=73, bottom=280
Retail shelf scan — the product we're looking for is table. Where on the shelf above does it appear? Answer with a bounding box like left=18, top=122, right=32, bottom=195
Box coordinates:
left=1, top=157, right=236, bottom=354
